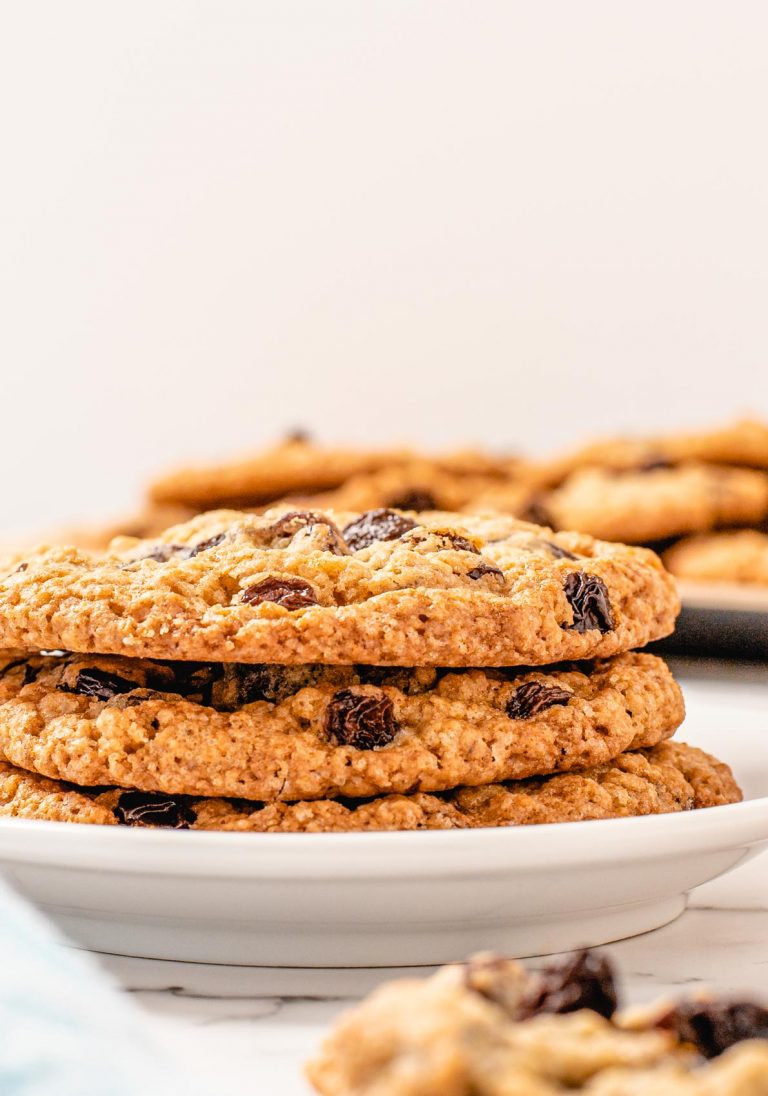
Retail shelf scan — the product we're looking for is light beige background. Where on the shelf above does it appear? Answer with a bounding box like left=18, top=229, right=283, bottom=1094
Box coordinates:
left=1, top=1, right=766, bottom=532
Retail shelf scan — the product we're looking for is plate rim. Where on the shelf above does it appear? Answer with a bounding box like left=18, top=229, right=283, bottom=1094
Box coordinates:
left=1, top=796, right=767, bottom=878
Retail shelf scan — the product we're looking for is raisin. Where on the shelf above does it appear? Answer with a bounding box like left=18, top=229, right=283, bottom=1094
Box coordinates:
left=343, top=509, right=418, bottom=551
left=149, top=661, right=321, bottom=709
left=114, top=790, right=197, bottom=829
left=506, top=681, right=572, bottom=719
left=22, top=664, right=42, bottom=686
left=403, top=529, right=480, bottom=554
left=562, top=572, right=614, bottom=633
left=440, top=533, right=479, bottom=553
left=267, top=511, right=347, bottom=554
left=325, top=689, right=400, bottom=749
left=659, top=999, right=768, bottom=1059
left=541, top=540, right=579, bottom=561
left=133, top=544, right=190, bottom=563
left=518, top=949, right=619, bottom=1021
left=59, top=668, right=139, bottom=701
left=188, top=532, right=227, bottom=556
left=230, top=664, right=321, bottom=705
left=467, top=561, right=504, bottom=581
left=15, top=562, right=28, bottom=573
left=240, top=576, right=319, bottom=610
left=387, top=488, right=438, bottom=511
left=285, top=427, right=310, bottom=443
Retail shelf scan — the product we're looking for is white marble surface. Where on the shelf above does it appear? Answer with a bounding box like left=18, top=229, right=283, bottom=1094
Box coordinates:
left=67, top=657, right=767, bottom=1094
left=94, top=858, right=768, bottom=1094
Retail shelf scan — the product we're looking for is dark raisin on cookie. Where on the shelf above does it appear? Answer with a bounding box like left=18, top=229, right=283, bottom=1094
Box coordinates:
left=658, top=999, right=768, bottom=1059
left=506, top=681, right=573, bottom=719
left=562, top=572, right=615, bottom=633
left=59, top=668, right=140, bottom=701
left=267, top=510, right=347, bottom=554
left=22, top=663, right=43, bottom=686
left=132, top=543, right=191, bottom=564
left=402, top=529, right=480, bottom=554
left=240, top=576, right=319, bottom=610
left=188, top=532, right=227, bottom=556
left=518, top=949, right=619, bottom=1021
left=229, top=664, right=323, bottom=706
left=387, top=488, right=439, bottom=511
left=325, top=688, right=400, bottom=749
left=467, top=561, right=504, bottom=581
left=113, top=790, right=197, bottom=829
left=342, top=509, right=418, bottom=551
left=14, top=562, right=28, bottom=573
left=438, top=533, right=480, bottom=553
left=133, top=534, right=226, bottom=564
left=540, top=540, right=579, bottom=561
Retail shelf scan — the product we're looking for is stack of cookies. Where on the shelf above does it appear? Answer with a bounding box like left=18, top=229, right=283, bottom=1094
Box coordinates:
left=0, top=507, right=740, bottom=832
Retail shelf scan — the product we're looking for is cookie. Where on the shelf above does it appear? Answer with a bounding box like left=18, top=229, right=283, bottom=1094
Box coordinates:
left=148, top=435, right=520, bottom=510
left=664, top=530, right=768, bottom=586
left=307, top=948, right=767, bottom=1095
left=0, top=743, right=741, bottom=832
left=290, top=461, right=534, bottom=515
left=0, top=508, right=680, bottom=665
left=535, top=463, right=768, bottom=545
left=532, top=417, right=768, bottom=488
left=0, top=651, right=683, bottom=800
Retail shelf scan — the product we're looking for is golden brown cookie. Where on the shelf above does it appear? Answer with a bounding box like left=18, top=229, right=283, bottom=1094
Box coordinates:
left=0, top=651, right=683, bottom=800
left=531, top=418, right=768, bottom=488
left=307, top=948, right=767, bottom=1095
left=536, top=464, right=768, bottom=544
left=290, top=461, right=534, bottom=515
left=148, top=435, right=520, bottom=510
left=664, top=530, right=768, bottom=586
left=0, top=743, right=741, bottom=832
left=0, top=508, right=680, bottom=666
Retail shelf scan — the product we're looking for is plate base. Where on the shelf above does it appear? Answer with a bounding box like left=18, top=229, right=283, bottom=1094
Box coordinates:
left=49, top=894, right=686, bottom=967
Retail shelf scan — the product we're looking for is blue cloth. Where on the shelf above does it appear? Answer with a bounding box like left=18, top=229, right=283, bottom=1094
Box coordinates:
left=0, top=878, right=186, bottom=1095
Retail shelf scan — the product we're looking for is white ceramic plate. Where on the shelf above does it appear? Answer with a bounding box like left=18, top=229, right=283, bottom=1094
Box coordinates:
left=0, top=679, right=766, bottom=967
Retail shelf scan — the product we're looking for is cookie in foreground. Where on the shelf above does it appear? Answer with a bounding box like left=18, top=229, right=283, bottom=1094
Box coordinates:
left=0, top=651, right=684, bottom=800
left=0, top=742, right=741, bottom=831
left=0, top=508, right=679, bottom=666
left=307, top=948, right=768, bottom=1095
